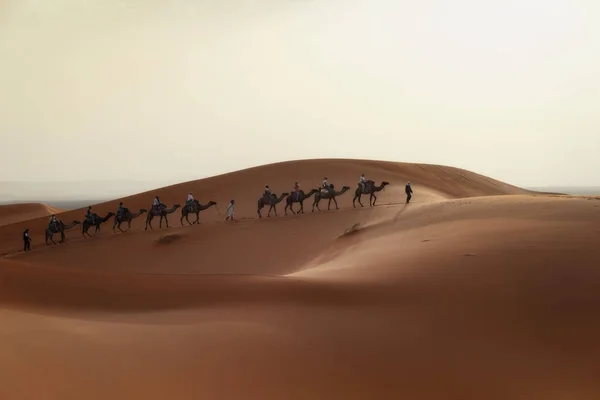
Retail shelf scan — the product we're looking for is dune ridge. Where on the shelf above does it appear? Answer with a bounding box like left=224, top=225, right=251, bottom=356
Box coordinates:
left=0, top=202, right=64, bottom=227
left=1, top=159, right=599, bottom=399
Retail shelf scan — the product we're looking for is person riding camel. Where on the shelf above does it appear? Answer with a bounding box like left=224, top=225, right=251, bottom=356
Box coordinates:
left=85, top=206, right=93, bottom=224
left=322, top=177, right=331, bottom=193
left=186, top=192, right=194, bottom=206
left=293, top=182, right=300, bottom=201
left=153, top=195, right=161, bottom=210
left=264, top=185, right=272, bottom=197
left=49, top=214, right=58, bottom=229
left=116, top=202, right=125, bottom=219
left=359, top=174, right=367, bottom=191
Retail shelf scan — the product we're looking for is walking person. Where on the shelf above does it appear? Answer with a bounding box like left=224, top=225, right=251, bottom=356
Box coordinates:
left=405, top=181, right=413, bottom=204
left=23, top=229, right=32, bottom=251
left=225, top=200, right=235, bottom=221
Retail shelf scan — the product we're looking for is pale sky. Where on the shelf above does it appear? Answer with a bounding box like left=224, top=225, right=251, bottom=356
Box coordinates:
left=1, top=0, right=599, bottom=189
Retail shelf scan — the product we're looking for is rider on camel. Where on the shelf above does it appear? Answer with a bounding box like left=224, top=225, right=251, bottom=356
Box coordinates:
left=116, top=202, right=125, bottom=219
left=359, top=174, right=367, bottom=191
left=264, top=185, right=272, bottom=197
left=85, top=206, right=93, bottom=224
left=322, top=177, right=331, bottom=193
left=187, top=192, right=194, bottom=206
left=293, top=182, right=300, bottom=200
left=49, top=214, right=58, bottom=228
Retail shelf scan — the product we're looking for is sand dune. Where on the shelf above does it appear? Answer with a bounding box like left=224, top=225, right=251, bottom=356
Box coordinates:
left=0, top=202, right=64, bottom=227
left=1, top=159, right=599, bottom=399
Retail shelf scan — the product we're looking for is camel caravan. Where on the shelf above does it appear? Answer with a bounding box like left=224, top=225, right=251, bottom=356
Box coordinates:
left=42, top=176, right=392, bottom=245
left=259, top=176, right=390, bottom=218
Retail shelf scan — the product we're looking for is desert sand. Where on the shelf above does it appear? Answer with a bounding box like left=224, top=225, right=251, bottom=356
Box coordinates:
left=0, top=159, right=599, bottom=400
left=0, top=202, right=64, bottom=227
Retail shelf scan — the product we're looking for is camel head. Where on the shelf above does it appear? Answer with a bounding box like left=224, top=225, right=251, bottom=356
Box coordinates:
left=342, top=186, right=350, bottom=190
left=208, top=201, right=217, bottom=206
left=140, top=209, right=148, bottom=213
left=382, top=181, right=390, bottom=186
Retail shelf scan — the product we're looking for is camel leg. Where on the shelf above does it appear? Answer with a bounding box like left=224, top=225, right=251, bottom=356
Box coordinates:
left=314, top=198, right=321, bottom=212
left=164, top=215, right=169, bottom=228
left=371, top=193, right=377, bottom=206
left=299, top=201, right=304, bottom=214
left=146, top=216, right=153, bottom=230
left=194, top=212, right=200, bottom=224
left=333, top=197, right=339, bottom=210
left=354, top=194, right=364, bottom=207
left=60, top=231, right=65, bottom=243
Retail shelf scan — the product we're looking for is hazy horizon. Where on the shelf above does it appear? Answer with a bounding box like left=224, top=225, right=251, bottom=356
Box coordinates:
left=1, top=0, right=599, bottom=190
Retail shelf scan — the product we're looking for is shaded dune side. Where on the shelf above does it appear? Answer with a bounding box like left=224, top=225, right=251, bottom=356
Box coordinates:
left=0, top=159, right=532, bottom=253
left=0, top=203, right=65, bottom=227
left=2, top=195, right=598, bottom=314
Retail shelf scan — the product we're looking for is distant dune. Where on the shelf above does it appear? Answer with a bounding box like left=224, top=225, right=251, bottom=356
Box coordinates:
left=0, top=202, right=65, bottom=227
left=1, top=159, right=599, bottom=399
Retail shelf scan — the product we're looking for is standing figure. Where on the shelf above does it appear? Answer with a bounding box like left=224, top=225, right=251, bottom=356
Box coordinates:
left=23, top=229, right=32, bottom=251
left=405, top=181, right=413, bottom=203
left=225, top=199, right=235, bottom=221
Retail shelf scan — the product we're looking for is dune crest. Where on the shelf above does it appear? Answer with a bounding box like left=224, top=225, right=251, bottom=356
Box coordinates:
left=0, top=202, right=64, bottom=227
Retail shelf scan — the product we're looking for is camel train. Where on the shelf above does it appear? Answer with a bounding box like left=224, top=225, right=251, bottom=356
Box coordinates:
left=42, top=178, right=391, bottom=245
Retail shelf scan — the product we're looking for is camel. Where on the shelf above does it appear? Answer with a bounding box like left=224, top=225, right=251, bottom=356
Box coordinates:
left=45, top=220, right=81, bottom=245
left=181, top=200, right=217, bottom=226
left=82, top=212, right=115, bottom=238
left=113, top=208, right=148, bottom=233
left=257, top=192, right=289, bottom=218
left=145, top=204, right=180, bottom=230
left=312, top=185, right=351, bottom=212
left=284, top=189, right=318, bottom=215
left=353, top=180, right=390, bottom=207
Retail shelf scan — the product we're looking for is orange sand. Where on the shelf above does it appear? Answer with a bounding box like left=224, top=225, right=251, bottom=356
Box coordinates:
left=0, top=202, right=64, bottom=227
left=0, top=159, right=599, bottom=399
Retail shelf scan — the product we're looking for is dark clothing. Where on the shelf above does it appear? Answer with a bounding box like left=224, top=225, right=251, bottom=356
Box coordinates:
left=405, top=184, right=413, bottom=203
left=23, top=231, right=31, bottom=251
